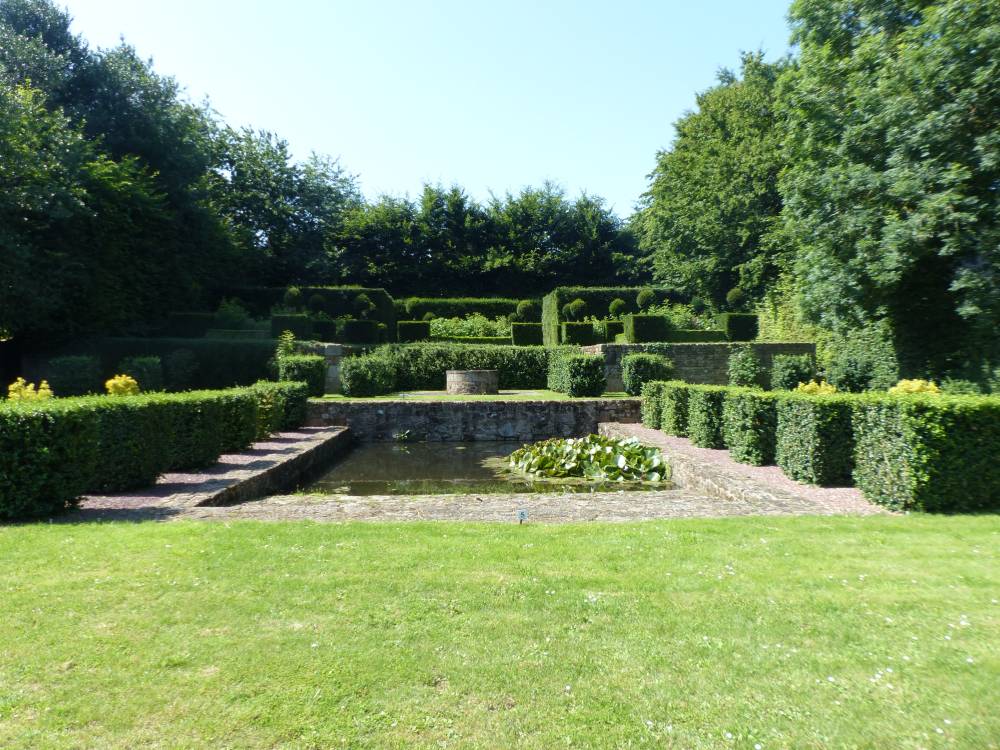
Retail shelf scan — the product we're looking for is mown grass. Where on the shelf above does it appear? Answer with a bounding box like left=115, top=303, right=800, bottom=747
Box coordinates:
left=319, top=389, right=631, bottom=402
left=1, top=516, right=997, bottom=749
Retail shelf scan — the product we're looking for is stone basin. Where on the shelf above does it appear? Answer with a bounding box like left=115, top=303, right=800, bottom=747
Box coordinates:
left=446, top=369, right=499, bottom=395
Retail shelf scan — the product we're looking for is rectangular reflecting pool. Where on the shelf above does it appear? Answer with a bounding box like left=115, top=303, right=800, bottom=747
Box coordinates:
left=304, top=441, right=666, bottom=496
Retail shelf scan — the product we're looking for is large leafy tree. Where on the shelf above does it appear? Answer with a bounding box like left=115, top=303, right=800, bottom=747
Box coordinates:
left=636, top=53, right=788, bottom=308
left=780, top=0, right=1000, bottom=378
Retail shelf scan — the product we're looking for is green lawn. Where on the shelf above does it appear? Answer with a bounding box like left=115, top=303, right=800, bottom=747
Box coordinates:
left=320, top=389, right=632, bottom=401
left=2, top=516, right=997, bottom=749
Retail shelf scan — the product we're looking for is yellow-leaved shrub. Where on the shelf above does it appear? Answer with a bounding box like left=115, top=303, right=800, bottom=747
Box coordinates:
left=105, top=374, right=140, bottom=396
left=888, top=379, right=940, bottom=395
left=7, top=377, right=54, bottom=400
left=795, top=380, right=838, bottom=395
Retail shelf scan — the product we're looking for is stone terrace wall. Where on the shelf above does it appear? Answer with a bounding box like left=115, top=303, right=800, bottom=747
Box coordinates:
left=583, top=342, right=816, bottom=390
left=307, top=398, right=641, bottom=442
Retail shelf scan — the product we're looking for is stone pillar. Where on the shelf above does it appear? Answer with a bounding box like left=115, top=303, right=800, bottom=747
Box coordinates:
left=446, top=369, right=500, bottom=395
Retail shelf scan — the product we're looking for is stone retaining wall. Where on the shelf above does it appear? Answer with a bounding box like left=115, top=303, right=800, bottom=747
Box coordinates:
left=307, top=398, right=641, bottom=442
left=583, top=342, right=816, bottom=390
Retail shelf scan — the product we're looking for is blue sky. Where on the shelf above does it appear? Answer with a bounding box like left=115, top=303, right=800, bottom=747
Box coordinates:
left=61, top=0, right=793, bottom=216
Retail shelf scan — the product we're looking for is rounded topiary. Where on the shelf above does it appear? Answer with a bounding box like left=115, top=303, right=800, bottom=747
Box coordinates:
left=636, top=289, right=656, bottom=311
left=566, top=298, right=587, bottom=321
left=422, top=311, right=436, bottom=322
left=353, top=293, right=375, bottom=319
left=608, top=298, right=627, bottom=318
left=283, top=286, right=303, bottom=310
left=307, top=293, right=327, bottom=314
left=726, top=287, right=747, bottom=310
left=516, top=299, right=541, bottom=321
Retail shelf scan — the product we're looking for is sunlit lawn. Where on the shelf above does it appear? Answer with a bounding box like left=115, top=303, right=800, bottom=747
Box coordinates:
left=1, top=515, right=997, bottom=748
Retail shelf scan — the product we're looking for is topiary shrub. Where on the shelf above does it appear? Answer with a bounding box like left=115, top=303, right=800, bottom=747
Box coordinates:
left=43, top=355, right=102, bottom=396
left=722, top=388, right=779, bottom=465
left=717, top=313, right=759, bottom=342
left=307, top=293, right=327, bottom=314
left=339, top=319, right=380, bottom=344
left=608, top=298, right=627, bottom=317
left=547, top=352, right=605, bottom=397
left=659, top=381, right=691, bottom=436
left=422, top=311, right=437, bottom=322
left=640, top=381, right=668, bottom=428
left=340, top=354, right=397, bottom=397
left=283, top=286, right=303, bottom=310
left=727, top=345, right=765, bottom=388
left=511, top=323, right=544, bottom=346
left=623, top=315, right=673, bottom=343
left=118, top=356, right=164, bottom=392
left=560, top=322, right=599, bottom=345
left=686, top=386, right=728, bottom=448
left=636, top=288, right=656, bottom=311
left=771, top=354, right=816, bottom=391
left=725, top=287, right=747, bottom=310
left=353, top=293, right=376, bottom=319
left=775, top=392, right=855, bottom=485
left=215, top=299, right=254, bottom=330
left=852, top=394, right=1000, bottom=512
left=516, top=299, right=541, bottom=321
left=277, top=354, right=326, bottom=397
left=397, top=321, right=431, bottom=342
left=621, top=354, right=675, bottom=396
left=564, top=298, right=587, bottom=321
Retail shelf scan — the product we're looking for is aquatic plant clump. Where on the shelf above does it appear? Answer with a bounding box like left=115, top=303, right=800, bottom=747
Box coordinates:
left=508, top=434, right=668, bottom=483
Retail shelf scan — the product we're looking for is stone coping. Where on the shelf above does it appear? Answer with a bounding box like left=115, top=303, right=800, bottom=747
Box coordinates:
left=599, top=423, right=884, bottom=516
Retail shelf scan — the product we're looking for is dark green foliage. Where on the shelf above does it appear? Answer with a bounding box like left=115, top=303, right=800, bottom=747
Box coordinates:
left=118, top=356, right=164, bottom=392
left=599, top=320, right=625, bottom=342
left=204, top=329, right=269, bottom=340
left=247, top=380, right=309, bottom=437
left=824, top=326, right=899, bottom=392
left=436, top=335, right=511, bottom=345
left=608, top=298, right=627, bottom=317
left=340, top=355, right=397, bottom=397
left=338, top=319, right=380, bottom=344
left=771, top=354, right=816, bottom=391
left=722, top=388, right=778, bottom=465
left=43, top=355, right=102, bottom=396
left=566, top=299, right=588, bottom=321
left=422, top=312, right=436, bottom=322
left=515, top=299, right=541, bottom=321
left=271, top=314, right=313, bottom=340
left=215, top=299, right=254, bottom=329
left=164, top=349, right=199, bottom=391
left=307, top=293, right=327, bottom=314
left=636, top=289, right=655, bottom=311
left=283, top=287, right=303, bottom=310
left=511, top=323, right=544, bottom=346
left=277, top=354, right=326, bottom=397
left=560, top=322, right=599, bottom=345
left=659, top=381, right=691, bottom=436
left=623, top=315, right=673, bottom=343
left=726, top=287, right=747, bottom=309
left=686, top=386, right=728, bottom=448
left=640, top=381, right=668, bottom=428
left=547, top=352, right=606, bottom=397
left=404, top=297, right=520, bottom=320
left=164, top=312, right=215, bottom=337
left=718, top=313, right=759, bottom=342
left=541, top=287, right=679, bottom=346
left=397, top=321, right=431, bottom=342
left=665, top=330, right=728, bottom=343
left=727, top=345, right=765, bottom=388
left=775, top=393, right=855, bottom=486
left=940, top=378, right=982, bottom=396
left=352, top=293, right=375, bottom=318
left=852, top=394, right=1000, bottom=512
left=621, top=354, right=674, bottom=396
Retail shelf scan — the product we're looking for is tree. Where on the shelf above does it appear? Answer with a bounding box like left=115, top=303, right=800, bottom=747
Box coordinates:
left=636, top=53, right=788, bottom=308
left=780, top=0, right=1000, bottom=378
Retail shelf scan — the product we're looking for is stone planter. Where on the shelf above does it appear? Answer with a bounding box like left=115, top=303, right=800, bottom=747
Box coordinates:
left=446, top=369, right=499, bottom=395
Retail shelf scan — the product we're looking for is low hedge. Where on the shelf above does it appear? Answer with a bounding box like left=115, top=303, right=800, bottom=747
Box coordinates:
left=511, top=323, right=543, bottom=346
left=640, top=381, right=668, bottom=428
left=623, top=315, right=673, bottom=343
left=277, top=355, right=326, bottom=397
left=775, top=392, right=855, bottom=486
left=561, top=322, right=599, bottom=345
left=722, top=388, right=779, bottom=465
left=397, top=321, right=431, bottom=342
left=718, top=313, right=759, bottom=342
left=771, top=353, right=816, bottom=390
left=43, top=355, right=103, bottom=396
left=686, top=386, right=728, bottom=448
left=852, top=394, right=1000, bottom=512
left=621, top=353, right=674, bottom=396
left=339, top=319, right=382, bottom=344
left=666, top=330, right=728, bottom=343
left=547, top=352, right=605, bottom=397
left=402, top=297, right=524, bottom=320
left=271, top=314, right=313, bottom=339
left=435, top=336, right=510, bottom=345
left=0, top=383, right=309, bottom=520
left=660, top=381, right=691, bottom=436
left=247, top=381, right=310, bottom=437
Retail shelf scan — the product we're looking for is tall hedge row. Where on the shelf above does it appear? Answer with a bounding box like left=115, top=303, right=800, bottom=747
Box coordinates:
left=401, top=297, right=528, bottom=320
left=541, top=286, right=681, bottom=346
left=0, top=381, right=309, bottom=520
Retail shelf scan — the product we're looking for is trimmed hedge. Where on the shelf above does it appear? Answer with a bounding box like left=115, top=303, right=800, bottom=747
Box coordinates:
left=118, top=356, right=164, bottom=392
left=547, top=352, right=606, bottom=397
left=271, top=314, right=313, bottom=339
left=43, top=355, right=102, bottom=396
left=640, top=381, right=668, bottom=428
left=623, top=315, right=673, bottom=343
left=435, top=335, right=510, bottom=345
left=511, top=322, right=544, bottom=346
left=340, top=355, right=397, bottom=397
left=204, top=328, right=269, bottom=340
left=665, top=329, right=728, bottom=343
left=775, top=393, right=855, bottom=486
left=402, top=297, right=525, bottom=320
left=339, top=319, right=382, bottom=344
left=277, top=355, right=326, bottom=397
left=621, top=354, right=674, bottom=396
left=397, top=321, right=431, bottom=342
left=561, top=322, right=600, bottom=345
left=164, top=312, right=215, bottom=338
left=718, top=313, right=759, bottom=342
left=686, top=386, right=728, bottom=448
left=541, top=286, right=681, bottom=346
left=771, top=353, right=816, bottom=391
left=660, top=381, right=691, bottom=436
left=247, top=381, right=310, bottom=437
left=598, top=320, right=625, bottom=342
left=0, top=383, right=308, bottom=520
left=722, top=388, right=779, bottom=465
left=852, top=394, right=1000, bottom=512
